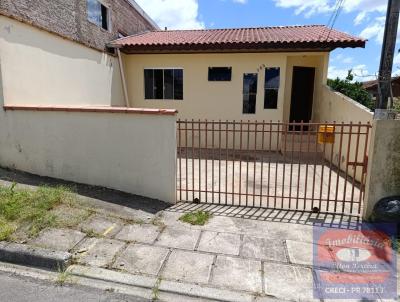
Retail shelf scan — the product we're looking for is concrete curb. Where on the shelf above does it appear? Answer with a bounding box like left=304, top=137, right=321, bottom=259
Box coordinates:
left=0, top=242, right=72, bottom=271
left=68, top=265, right=265, bottom=302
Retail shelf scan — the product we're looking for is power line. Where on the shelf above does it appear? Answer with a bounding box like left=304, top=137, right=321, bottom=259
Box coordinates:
left=325, top=0, right=346, bottom=40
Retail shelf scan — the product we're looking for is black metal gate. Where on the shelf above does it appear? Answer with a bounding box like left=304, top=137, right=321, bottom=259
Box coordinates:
left=177, top=120, right=371, bottom=216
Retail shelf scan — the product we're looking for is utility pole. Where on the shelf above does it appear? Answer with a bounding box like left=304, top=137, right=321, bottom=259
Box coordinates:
left=377, top=0, right=400, bottom=109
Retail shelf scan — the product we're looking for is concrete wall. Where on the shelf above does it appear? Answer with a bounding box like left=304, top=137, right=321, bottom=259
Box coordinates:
left=0, top=107, right=177, bottom=204
left=0, top=16, right=125, bottom=107
left=313, top=85, right=374, bottom=183
left=0, top=0, right=156, bottom=51
left=124, top=52, right=329, bottom=122
left=314, top=85, right=374, bottom=124
left=363, top=120, right=400, bottom=219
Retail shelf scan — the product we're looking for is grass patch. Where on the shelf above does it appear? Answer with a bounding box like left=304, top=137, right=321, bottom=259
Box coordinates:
left=0, top=184, right=75, bottom=240
left=179, top=211, right=212, bottom=226
left=55, top=268, right=71, bottom=286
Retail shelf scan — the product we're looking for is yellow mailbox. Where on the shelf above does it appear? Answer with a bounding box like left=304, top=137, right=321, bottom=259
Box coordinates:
left=318, top=125, right=335, bottom=144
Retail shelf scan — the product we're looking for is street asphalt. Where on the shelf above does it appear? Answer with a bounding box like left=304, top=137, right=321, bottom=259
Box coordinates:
left=0, top=270, right=149, bottom=302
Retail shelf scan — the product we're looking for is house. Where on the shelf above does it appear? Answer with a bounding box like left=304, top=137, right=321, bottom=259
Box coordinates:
left=363, top=76, right=400, bottom=99
left=109, top=26, right=366, bottom=122
left=0, top=0, right=158, bottom=107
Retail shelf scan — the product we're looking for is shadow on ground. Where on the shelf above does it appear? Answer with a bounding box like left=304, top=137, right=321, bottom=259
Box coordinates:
left=0, top=167, right=170, bottom=215
left=167, top=202, right=362, bottom=230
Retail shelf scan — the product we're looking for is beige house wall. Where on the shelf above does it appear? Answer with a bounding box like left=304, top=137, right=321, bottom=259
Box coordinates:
left=124, top=52, right=330, bottom=122
left=0, top=16, right=125, bottom=107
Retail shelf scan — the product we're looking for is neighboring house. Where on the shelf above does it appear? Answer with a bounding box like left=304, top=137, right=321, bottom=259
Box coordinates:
left=0, top=0, right=158, bottom=107
left=363, top=76, right=400, bottom=99
left=110, top=26, right=366, bottom=122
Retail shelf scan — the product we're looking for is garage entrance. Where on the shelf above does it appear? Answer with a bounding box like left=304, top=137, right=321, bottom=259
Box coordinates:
left=177, top=120, right=371, bottom=216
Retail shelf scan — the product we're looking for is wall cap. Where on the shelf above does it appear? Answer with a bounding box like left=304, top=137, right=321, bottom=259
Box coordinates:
left=323, top=84, right=374, bottom=115
left=3, top=105, right=178, bottom=116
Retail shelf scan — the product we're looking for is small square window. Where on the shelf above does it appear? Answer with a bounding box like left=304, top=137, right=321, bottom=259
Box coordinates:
left=208, top=67, right=232, bottom=81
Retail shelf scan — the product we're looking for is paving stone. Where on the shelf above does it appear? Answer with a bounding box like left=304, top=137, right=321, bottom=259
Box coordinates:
left=112, top=243, right=169, bottom=276
left=162, top=250, right=214, bottom=284
left=156, top=227, right=201, bottom=250
left=264, top=262, right=315, bottom=301
left=241, top=236, right=287, bottom=262
left=197, top=231, right=241, bottom=255
left=114, top=224, right=160, bottom=244
left=264, top=222, right=313, bottom=242
left=30, top=228, right=86, bottom=252
left=79, top=215, right=123, bottom=237
left=211, top=256, right=262, bottom=293
left=286, top=240, right=335, bottom=268
left=74, top=238, right=125, bottom=267
left=52, top=205, right=90, bottom=229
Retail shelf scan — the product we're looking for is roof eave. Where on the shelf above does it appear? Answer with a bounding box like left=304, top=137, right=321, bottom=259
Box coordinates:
left=117, top=40, right=366, bottom=54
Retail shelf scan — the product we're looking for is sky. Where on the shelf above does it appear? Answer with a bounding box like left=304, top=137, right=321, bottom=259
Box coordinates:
left=134, top=0, right=400, bottom=82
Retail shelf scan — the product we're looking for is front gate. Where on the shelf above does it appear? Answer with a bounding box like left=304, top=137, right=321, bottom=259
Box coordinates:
left=177, top=120, right=371, bottom=216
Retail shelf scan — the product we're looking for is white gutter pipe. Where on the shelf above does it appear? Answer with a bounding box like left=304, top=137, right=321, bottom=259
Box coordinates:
left=116, top=48, right=130, bottom=108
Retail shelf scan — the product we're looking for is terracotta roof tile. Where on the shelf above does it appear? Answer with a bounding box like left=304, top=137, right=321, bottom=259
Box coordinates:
left=111, top=25, right=365, bottom=53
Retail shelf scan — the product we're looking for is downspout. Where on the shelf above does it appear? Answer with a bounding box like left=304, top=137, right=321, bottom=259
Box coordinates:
left=116, top=47, right=130, bottom=108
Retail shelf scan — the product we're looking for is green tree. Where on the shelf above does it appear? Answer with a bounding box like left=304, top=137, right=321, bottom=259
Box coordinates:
left=327, top=70, right=375, bottom=111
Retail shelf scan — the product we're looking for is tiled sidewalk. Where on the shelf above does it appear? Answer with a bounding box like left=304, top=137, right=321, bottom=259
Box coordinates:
left=28, top=203, right=399, bottom=302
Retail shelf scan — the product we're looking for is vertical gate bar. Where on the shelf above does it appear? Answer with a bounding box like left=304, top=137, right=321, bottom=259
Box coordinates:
left=274, top=122, right=280, bottom=208
left=178, top=120, right=182, bottom=201
left=219, top=120, right=222, bottom=204
left=185, top=119, right=189, bottom=201
left=296, top=121, right=304, bottom=210
left=267, top=121, right=272, bottom=208
left=232, top=121, right=236, bottom=205
left=212, top=121, right=215, bottom=203
left=192, top=119, right=195, bottom=201
left=318, top=121, right=327, bottom=212
left=281, top=122, right=288, bottom=209
left=246, top=120, right=251, bottom=207
left=198, top=120, right=201, bottom=202
left=342, top=122, right=353, bottom=214
left=260, top=121, right=266, bottom=208
left=303, top=123, right=311, bottom=211
left=350, top=122, right=362, bottom=214
left=359, top=123, right=370, bottom=212
left=225, top=120, right=229, bottom=205
left=239, top=121, right=243, bottom=206
left=253, top=121, right=258, bottom=207
left=334, top=122, right=344, bottom=213
left=289, top=123, right=295, bottom=209
left=326, top=121, right=336, bottom=213
left=311, top=122, right=319, bottom=211
left=205, top=120, right=208, bottom=203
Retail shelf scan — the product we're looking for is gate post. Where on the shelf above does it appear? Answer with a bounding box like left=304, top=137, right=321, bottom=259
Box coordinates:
left=363, top=119, right=400, bottom=219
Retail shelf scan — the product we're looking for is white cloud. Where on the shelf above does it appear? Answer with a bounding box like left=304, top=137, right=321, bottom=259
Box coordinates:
left=273, top=0, right=331, bottom=18
left=359, top=16, right=386, bottom=43
left=328, top=64, right=376, bottom=81
left=135, top=0, right=204, bottom=29
left=273, top=0, right=388, bottom=42
left=232, top=0, right=248, bottom=3
left=273, top=0, right=386, bottom=19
